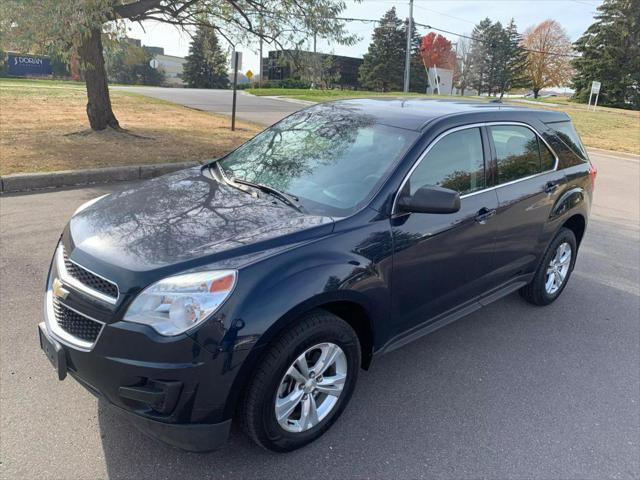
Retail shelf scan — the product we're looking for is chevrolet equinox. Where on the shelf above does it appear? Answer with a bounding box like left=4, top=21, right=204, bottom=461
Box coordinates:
left=39, top=99, right=595, bottom=452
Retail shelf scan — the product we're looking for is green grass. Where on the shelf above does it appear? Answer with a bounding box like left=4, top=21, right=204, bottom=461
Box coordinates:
left=246, top=87, right=484, bottom=103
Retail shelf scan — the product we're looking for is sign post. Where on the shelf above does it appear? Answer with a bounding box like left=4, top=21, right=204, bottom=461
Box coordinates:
left=231, top=51, right=240, bottom=131
left=588, top=81, right=601, bottom=110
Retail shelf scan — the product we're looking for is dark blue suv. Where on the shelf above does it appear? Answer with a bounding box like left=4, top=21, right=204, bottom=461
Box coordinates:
left=38, top=99, right=595, bottom=452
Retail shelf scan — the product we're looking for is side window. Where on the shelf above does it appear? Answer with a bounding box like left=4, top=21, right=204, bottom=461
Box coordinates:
left=408, top=128, right=485, bottom=195
left=489, top=125, right=544, bottom=184
left=547, top=121, right=587, bottom=160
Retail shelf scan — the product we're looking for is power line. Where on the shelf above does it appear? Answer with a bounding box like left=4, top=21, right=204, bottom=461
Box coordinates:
left=412, top=4, right=476, bottom=25
left=335, top=16, right=581, bottom=58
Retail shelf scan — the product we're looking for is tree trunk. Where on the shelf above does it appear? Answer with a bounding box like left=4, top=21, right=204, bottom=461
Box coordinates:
left=78, top=27, right=120, bottom=131
left=533, top=88, right=540, bottom=99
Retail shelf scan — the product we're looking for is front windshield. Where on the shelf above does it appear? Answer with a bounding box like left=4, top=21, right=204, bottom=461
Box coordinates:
left=218, top=103, right=419, bottom=216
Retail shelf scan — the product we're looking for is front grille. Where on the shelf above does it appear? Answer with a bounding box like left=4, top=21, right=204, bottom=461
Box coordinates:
left=62, top=247, right=118, bottom=299
left=52, top=298, right=103, bottom=343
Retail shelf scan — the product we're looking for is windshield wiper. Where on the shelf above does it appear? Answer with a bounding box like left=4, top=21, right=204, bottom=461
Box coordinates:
left=230, top=177, right=304, bottom=213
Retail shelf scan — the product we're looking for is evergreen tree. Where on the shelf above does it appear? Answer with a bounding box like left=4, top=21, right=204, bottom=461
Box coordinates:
left=468, top=18, right=527, bottom=97
left=358, top=7, right=406, bottom=91
left=468, top=18, right=493, bottom=95
left=492, top=19, right=528, bottom=98
left=572, top=0, right=640, bottom=109
left=405, top=21, right=428, bottom=92
left=183, top=26, right=230, bottom=89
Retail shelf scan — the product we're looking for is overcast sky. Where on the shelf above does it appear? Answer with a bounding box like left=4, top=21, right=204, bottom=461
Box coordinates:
left=127, top=0, right=602, bottom=73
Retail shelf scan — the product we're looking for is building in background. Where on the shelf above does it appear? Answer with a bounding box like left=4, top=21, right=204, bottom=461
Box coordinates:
left=125, top=38, right=185, bottom=87
left=153, top=53, right=186, bottom=86
left=426, top=67, right=454, bottom=95
left=262, top=50, right=363, bottom=89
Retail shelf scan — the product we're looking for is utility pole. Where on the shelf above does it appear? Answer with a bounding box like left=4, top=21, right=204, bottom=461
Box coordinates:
left=258, top=16, right=263, bottom=88
left=403, top=0, right=414, bottom=93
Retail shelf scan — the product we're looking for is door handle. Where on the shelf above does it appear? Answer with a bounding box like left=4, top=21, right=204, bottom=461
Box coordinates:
left=475, top=207, right=496, bottom=224
left=544, top=181, right=560, bottom=194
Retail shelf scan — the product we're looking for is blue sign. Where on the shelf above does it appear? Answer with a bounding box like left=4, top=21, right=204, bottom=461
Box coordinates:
left=7, top=53, right=52, bottom=77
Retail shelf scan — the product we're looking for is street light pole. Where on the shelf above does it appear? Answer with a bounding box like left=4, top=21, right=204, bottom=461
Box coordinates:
left=403, top=0, right=414, bottom=93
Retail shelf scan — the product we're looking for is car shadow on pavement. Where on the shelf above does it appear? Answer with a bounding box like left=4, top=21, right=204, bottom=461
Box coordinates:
left=98, top=271, right=639, bottom=480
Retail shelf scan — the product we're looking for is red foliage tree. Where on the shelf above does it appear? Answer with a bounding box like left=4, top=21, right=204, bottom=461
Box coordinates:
left=420, top=32, right=456, bottom=69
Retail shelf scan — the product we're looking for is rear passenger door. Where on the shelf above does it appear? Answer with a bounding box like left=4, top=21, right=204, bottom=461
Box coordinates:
left=488, top=123, right=566, bottom=285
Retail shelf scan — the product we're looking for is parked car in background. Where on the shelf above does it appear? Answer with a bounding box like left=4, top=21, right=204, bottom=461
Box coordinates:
left=38, top=99, right=595, bottom=452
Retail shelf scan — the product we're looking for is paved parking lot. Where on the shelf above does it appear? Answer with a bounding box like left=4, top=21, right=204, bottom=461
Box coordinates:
left=1, top=150, right=638, bottom=479
left=113, top=86, right=303, bottom=126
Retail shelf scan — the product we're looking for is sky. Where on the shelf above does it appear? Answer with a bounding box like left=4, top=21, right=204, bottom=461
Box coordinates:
left=126, top=0, right=603, bottom=74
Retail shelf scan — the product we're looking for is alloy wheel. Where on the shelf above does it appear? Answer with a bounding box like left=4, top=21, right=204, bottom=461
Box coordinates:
left=545, top=241, right=572, bottom=295
left=275, top=342, right=347, bottom=433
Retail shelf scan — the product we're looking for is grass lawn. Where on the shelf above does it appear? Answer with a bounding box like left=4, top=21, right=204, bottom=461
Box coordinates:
left=247, top=87, right=639, bottom=154
left=0, top=79, right=261, bottom=175
left=246, top=87, right=482, bottom=103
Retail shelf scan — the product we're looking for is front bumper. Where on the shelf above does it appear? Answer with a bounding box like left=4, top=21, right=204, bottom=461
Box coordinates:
left=38, top=321, right=237, bottom=452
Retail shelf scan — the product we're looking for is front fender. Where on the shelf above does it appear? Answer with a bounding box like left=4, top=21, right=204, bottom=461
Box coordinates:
left=218, top=257, right=390, bottom=419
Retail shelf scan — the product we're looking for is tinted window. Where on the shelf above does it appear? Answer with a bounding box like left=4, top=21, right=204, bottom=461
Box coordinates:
left=219, top=104, right=418, bottom=216
left=408, top=128, right=485, bottom=195
left=490, top=125, right=542, bottom=184
left=547, top=121, right=587, bottom=160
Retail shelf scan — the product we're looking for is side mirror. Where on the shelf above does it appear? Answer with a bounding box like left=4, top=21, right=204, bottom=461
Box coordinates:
left=397, top=185, right=461, bottom=214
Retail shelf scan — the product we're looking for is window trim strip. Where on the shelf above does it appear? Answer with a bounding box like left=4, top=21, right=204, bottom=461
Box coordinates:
left=391, top=121, right=560, bottom=214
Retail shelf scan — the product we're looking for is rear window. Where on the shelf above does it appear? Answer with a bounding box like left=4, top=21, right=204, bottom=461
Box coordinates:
left=547, top=121, right=588, bottom=160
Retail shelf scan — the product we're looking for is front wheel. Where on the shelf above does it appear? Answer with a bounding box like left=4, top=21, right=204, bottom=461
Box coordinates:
left=239, top=310, right=361, bottom=452
left=520, top=227, right=577, bottom=305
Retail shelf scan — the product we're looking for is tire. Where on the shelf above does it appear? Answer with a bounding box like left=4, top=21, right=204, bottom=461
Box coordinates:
left=519, top=227, right=577, bottom=306
left=239, top=310, right=361, bottom=452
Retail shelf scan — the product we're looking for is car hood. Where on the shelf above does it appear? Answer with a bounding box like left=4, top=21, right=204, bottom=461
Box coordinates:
left=68, top=167, right=334, bottom=272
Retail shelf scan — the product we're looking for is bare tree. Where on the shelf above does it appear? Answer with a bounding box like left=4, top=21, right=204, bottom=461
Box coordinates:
left=522, top=19, right=573, bottom=98
left=455, top=36, right=472, bottom=96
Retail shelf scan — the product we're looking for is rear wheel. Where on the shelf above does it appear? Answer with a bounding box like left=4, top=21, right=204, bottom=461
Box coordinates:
left=520, top=227, right=577, bottom=305
left=240, top=310, right=360, bottom=452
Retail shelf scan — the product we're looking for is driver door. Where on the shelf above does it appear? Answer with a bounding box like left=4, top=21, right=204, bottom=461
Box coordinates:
left=390, top=126, right=500, bottom=337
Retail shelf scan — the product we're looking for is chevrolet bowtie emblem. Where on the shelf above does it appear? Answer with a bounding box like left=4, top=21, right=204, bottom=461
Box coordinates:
left=52, top=278, right=69, bottom=300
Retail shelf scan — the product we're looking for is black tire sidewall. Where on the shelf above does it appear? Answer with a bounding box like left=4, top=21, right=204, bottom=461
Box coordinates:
left=258, top=316, right=360, bottom=451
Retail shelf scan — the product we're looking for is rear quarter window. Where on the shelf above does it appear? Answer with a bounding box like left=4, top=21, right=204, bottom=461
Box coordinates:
left=547, top=121, right=588, bottom=161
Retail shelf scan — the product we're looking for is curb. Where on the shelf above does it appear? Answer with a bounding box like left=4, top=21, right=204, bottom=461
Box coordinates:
left=0, top=161, right=203, bottom=194
left=587, top=148, right=639, bottom=161
left=1, top=147, right=635, bottom=195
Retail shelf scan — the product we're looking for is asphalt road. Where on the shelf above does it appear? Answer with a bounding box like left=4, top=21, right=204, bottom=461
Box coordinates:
left=1, top=150, right=638, bottom=479
left=113, top=86, right=303, bottom=126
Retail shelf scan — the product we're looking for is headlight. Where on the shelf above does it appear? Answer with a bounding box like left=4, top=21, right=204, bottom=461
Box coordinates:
left=123, top=270, right=237, bottom=336
left=73, top=194, right=109, bottom=216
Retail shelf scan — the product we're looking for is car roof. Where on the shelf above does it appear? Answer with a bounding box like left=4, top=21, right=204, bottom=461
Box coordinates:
left=322, top=98, right=570, bottom=131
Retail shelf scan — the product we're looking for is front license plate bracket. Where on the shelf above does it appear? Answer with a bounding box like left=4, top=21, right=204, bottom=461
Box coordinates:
left=38, top=322, right=67, bottom=381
